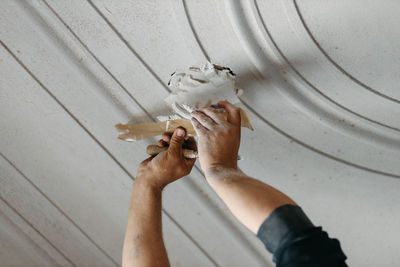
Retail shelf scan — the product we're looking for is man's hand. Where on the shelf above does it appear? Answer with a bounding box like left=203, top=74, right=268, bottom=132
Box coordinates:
left=190, top=101, right=241, bottom=177
left=125, top=127, right=196, bottom=267
left=136, top=127, right=197, bottom=190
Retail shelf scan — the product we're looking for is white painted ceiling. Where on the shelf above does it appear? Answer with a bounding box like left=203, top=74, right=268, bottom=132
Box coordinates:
left=1, top=1, right=400, bottom=266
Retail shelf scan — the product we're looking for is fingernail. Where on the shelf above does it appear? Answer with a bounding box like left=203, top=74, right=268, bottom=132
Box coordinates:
left=176, top=128, right=185, bottom=137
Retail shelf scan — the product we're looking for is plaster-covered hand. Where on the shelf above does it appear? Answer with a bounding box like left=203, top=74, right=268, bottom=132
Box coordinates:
left=191, top=101, right=241, bottom=177
left=136, top=128, right=197, bottom=190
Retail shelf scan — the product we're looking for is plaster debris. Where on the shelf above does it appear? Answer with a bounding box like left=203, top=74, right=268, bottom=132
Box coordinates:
left=164, top=62, right=243, bottom=120
left=116, top=62, right=253, bottom=141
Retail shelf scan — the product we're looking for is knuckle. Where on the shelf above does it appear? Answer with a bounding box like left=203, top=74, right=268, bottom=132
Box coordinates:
left=193, top=111, right=202, bottom=119
left=170, top=139, right=178, bottom=145
left=198, top=112, right=207, bottom=119
left=198, top=116, right=210, bottom=123
left=204, top=107, right=216, bottom=113
left=192, top=119, right=200, bottom=127
left=170, top=137, right=182, bottom=145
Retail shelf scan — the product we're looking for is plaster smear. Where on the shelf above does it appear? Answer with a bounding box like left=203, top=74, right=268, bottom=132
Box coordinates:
left=116, top=62, right=253, bottom=141
left=161, top=62, right=243, bottom=120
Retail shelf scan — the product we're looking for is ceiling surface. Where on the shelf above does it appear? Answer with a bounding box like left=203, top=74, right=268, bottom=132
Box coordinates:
left=1, top=0, right=400, bottom=266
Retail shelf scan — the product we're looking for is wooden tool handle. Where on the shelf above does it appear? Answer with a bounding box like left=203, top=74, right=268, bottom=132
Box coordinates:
left=146, top=145, right=198, bottom=159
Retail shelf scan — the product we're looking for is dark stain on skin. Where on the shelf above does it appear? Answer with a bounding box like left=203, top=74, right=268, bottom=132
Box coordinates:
left=136, top=235, right=141, bottom=239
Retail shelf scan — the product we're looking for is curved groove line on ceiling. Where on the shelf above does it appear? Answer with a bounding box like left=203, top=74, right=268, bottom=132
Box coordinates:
left=293, top=0, right=400, bottom=104
left=225, top=0, right=400, bottom=178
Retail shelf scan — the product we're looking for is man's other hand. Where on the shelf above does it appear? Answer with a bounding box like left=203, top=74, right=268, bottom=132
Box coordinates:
left=136, top=127, right=197, bottom=189
left=190, top=101, right=241, bottom=176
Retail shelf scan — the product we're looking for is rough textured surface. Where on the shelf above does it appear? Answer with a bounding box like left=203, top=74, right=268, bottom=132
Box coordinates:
left=0, top=0, right=399, bottom=266
left=166, top=62, right=239, bottom=119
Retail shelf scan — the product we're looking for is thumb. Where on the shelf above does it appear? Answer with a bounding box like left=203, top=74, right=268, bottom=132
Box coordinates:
left=168, top=127, right=186, bottom=156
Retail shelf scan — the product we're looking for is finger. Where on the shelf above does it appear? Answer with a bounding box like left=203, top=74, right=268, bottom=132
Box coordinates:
left=183, top=136, right=197, bottom=151
left=162, top=133, right=171, bottom=143
left=200, top=107, right=225, bottom=124
left=168, top=127, right=186, bottom=157
left=191, top=110, right=217, bottom=130
left=218, top=101, right=241, bottom=126
left=191, top=117, right=208, bottom=136
left=157, top=139, right=168, bottom=147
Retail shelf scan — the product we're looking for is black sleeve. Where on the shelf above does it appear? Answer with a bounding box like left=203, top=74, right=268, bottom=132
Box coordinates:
left=257, top=204, right=347, bottom=267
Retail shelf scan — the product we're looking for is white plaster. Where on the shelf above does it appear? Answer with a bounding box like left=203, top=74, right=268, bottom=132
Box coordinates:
left=165, top=62, right=241, bottom=119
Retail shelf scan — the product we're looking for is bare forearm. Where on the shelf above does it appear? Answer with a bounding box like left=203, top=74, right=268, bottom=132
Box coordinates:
left=122, top=179, right=169, bottom=267
left=122, top=128, right=195, bottom=267
left=205, top=167, right=296, bottom=233
left=190, top=102, right=295, bottom=233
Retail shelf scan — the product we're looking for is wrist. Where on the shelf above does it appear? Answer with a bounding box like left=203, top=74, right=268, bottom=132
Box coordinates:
left=135, top=175, right=165, bottom=193
left=204, top=165, right=242, bottom=181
